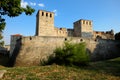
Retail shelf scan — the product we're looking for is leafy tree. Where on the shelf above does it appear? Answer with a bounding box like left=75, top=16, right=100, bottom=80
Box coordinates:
left=45, top=42, right=90, bottom=66
left=0, top=0, right=35, bottom=46
left=115, top=32, right=120, bottom=40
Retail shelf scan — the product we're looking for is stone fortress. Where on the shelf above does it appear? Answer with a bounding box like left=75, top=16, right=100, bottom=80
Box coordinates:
left=10, top=10, right=119, bottom=66
left=35, top=10, right=114, bottom=39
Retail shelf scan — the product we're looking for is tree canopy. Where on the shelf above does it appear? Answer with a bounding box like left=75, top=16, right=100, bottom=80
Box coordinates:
left=115, top=32, right=120, bottom=40
left=0, top=0, right=35, bottom=46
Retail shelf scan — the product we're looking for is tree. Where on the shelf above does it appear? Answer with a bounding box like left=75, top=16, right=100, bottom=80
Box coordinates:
left=46, top=42, right=90, bottom=66
left=115, top=32, right=120, bottom=40
left=0, top=0, right=35, bottom=46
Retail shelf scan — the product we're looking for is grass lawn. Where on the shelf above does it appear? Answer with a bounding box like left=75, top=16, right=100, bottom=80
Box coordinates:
left=0, top=57, right=120, bottom=80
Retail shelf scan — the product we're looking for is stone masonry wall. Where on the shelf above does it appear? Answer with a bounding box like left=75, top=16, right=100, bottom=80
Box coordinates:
left=74, top=19, right=93, bottom=38
left=36, top=10, right=55, bottom=36
left=10, top=36, right=120, bottom=67
left=13, top=36, right=65, bottom=66
left=35, top=10, right=67, bottom=37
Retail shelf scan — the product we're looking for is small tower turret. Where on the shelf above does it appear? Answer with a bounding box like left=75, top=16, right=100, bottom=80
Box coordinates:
left=35, top=10, right=55, bottom=36
left=74, top=19, right=93, bottom=38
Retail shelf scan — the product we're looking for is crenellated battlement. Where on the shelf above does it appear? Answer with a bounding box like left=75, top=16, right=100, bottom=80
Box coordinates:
left=35, top=10, right=114, bottom=39
left=9, top=10, right=116, bottom=66
left=10, top=35, right=120, bottom=66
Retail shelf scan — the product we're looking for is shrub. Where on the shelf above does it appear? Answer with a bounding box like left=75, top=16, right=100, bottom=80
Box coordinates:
left=46, top=42, right=90, bottom=66
left=115, top=32, right=120, bottom=40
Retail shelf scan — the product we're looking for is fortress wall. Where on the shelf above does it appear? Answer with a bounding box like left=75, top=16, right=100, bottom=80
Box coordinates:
left=90, top=39, right=120, bottom=61
left=53, top=27, right=68, bottom=37
left=67, top=29, right=74, bottom=37
left=11, top=36, right=120, bottom=66
left=13, top=36, right=65, bottom=66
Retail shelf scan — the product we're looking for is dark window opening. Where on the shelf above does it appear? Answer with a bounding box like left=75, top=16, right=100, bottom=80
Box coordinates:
left=89, top=22, right=91, bottom=25
left=46, top=13, right=48, bottom=17
left=96, top=35, right=102, bottom=39
left=86, top=21, right=88, bottom=25
left=95, top=39, right=97, bottom=42
left=30, top=37, right=32, bottom=40
left=65, top=38, right=67, bottom=41
left=42, top=12, right=44, bottom=16
left=50, top=14, right=52, bottom=17
left=83, top=21, right=85, bottom=24
left=96, top=32, right=98, bottom=34
left=80, top=39, right=83, bottom=42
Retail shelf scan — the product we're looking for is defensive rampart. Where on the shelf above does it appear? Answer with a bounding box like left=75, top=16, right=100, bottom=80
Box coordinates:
left=10, top=36, right=120, bottom=66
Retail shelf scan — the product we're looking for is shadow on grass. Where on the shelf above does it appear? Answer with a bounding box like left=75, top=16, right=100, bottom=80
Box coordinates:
left=78, top=57, right=120, bottom=77
left=0, top=55, right=9, bottom=67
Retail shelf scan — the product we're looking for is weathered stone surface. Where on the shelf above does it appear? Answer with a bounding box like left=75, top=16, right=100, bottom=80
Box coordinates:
left=74, top=19, right=93, bottom=37
left=0, top=70, right=7, bottom=79
left=9, top=10, right=116, bottom=67
left=35, top=10, right=67, bottom=37
left=10, top=36, right=120, bottom=67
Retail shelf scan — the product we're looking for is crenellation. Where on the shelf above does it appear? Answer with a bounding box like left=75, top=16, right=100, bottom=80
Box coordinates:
left=35, top=9, right=114, bottom=40
left=9, top=10, right=117, bottom=66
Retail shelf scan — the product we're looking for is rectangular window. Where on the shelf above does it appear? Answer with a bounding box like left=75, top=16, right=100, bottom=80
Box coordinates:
left=46, top=13, right=48, bottom=17
left=50, top=14, right=52, bottom=17
left=86, top=21, right=88, bottom=25
left=89, top=22, right=91, bottom=25
left=42, top=12, right=44, bottom=16
left=83, top=21, right=85, bottom=24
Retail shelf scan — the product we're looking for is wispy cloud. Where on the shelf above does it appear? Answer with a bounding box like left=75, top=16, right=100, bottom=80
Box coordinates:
left=38, top=3, right=45, bottom=7
left=30, top=2, right=36, bottom=6
left=53, top=9, right=58, bottom=16
left=21, top=0, right=45, bottom=8
left=21, top=0, right=28, bottom=8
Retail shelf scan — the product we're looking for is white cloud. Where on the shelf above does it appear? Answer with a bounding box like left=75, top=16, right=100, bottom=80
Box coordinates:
left=53, top=9, right=58, bottom=16
left=38, top=3, right=45, bottom=7
left=21, top=1, right=45, bottom=8
left=30, top=2, right=36, bottom=6
left=21, top=0, right=28, bottom=8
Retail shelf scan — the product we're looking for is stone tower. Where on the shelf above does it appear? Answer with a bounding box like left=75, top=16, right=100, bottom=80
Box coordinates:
left=35, top=10, right=55, bottom=36
left=74, top=19, right=93, bottom=38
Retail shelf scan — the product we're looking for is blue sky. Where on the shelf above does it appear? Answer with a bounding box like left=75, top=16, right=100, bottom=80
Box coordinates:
left=3, top=0, right=120, bottom=44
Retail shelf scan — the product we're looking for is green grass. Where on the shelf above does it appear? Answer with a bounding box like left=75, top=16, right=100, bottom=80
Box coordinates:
left=0, top=57, right=120, bottom=80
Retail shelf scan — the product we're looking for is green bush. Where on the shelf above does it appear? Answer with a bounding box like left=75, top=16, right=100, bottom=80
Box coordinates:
left=46, top=42, right=90, bottom=66
left=115, top=32, right=120, bottom=40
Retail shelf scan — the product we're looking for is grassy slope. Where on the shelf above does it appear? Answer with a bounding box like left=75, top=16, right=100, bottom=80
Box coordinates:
left=0, top=57, right=120, bottom=80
